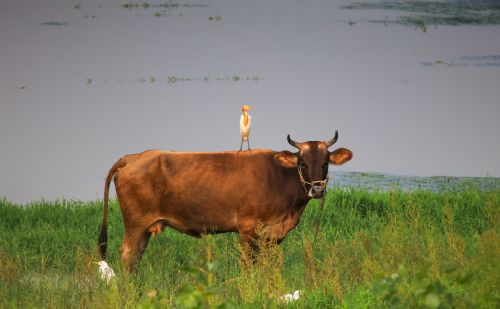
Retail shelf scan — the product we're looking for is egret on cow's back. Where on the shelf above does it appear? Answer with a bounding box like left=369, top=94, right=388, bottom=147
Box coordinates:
left=239, top=104, right=253, bottom=151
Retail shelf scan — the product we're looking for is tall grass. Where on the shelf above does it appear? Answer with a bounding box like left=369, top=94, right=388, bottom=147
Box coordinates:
left=0, top=187, right=498, bottom=308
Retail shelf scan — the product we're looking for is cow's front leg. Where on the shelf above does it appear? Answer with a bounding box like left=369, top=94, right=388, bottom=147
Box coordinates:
left=239, top=219, right=260, bottom=264
left=239, top=225, right=282, bottom=263
left=239, top=233, right=259, bottom=266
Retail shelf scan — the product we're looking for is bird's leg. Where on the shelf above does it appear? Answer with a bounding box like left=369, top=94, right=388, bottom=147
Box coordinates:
left=247, top=138, right=251, bottom=152
left=239, top=138, right=244, bottom=152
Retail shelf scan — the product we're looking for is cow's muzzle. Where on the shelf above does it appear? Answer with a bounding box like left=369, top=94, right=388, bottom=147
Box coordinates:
left=298, top=166, right=329, bottom=199
left=308, top=185, right=326, bottom=199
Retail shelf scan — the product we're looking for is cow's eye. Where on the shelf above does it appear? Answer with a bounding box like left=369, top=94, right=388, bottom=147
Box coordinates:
left=299, top=162, right=306, bottom=169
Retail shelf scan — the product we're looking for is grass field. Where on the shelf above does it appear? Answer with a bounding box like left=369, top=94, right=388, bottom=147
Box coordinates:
left=1, top=187, right=499, bottom=308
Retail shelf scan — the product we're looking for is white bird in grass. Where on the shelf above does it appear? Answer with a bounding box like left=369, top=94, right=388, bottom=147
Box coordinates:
left=239, top=105, right=253, bottom=151
left=95, top=260, right=115, bottom=284
left=279, top=290, right=301, bottom=303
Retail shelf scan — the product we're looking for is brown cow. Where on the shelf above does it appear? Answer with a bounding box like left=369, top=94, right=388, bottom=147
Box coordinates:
left=98, top=132, right=352, bottom=270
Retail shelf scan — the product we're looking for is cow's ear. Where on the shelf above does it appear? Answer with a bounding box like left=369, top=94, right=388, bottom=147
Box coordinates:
left=274, top=151, right=298, bottom=168
left=329, top=148, right=353, bottom=165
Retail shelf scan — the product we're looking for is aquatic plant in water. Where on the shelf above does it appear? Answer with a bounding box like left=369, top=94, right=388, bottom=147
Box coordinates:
left=342, top=0, right=500, bottom=30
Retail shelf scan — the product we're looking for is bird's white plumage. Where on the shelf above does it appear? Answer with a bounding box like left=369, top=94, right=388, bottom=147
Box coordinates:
left=279, top=290, right=301, bottom=303
left=97, top=260, right=115, bottom=284
left=240, top=114, right=251, bottom=140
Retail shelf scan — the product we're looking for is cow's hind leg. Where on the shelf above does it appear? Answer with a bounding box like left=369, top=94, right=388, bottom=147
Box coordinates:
left=120, top=228, right=150, bottom=272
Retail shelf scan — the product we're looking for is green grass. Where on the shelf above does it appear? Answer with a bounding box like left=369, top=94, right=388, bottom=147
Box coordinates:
left=1, top=187, right=499, bottom=308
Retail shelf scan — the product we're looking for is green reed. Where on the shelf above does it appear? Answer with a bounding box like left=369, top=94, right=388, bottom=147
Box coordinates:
left=0, top=187, right=498, bottom=308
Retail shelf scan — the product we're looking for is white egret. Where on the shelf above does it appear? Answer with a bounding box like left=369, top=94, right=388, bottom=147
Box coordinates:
left=239, top=105, right=253, bottom=151
left=95, top=260, right=115, bottom=284
left=279, top=290, right=301, bottom=303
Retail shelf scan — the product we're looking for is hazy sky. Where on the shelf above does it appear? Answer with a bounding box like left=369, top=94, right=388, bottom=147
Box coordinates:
left=1, top=0, right=500, bottom=204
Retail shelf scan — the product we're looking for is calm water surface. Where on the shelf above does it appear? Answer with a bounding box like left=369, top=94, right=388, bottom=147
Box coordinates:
left=1, top=0, right=500, bottom=204
left=330, top=171, right=500, bottom=192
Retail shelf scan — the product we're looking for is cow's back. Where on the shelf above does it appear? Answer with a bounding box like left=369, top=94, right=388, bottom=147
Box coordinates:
left=113, top=149, right=300, bottom=235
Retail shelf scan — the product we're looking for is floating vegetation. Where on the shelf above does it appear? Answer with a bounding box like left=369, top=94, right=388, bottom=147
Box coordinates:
left=121, top=1, right=209, bottom=18
left=164, top=75, right=260, bottom=84
left=70, top=3, right=99, bottom=21
left=69, top=1, right=208, bottom=20
left=94, top=75, right=261, bottom=85
left=421, top=60, right=457, bottom=67
left=121, top=2, right=209, bottom=9
left=208, top=15, right=222, bottom=21
left=342, top=0, right=500, bottom=30
left=422, top=59, right=470, bottom=67
left=122, top=2, right=152, bottom=9
left=422, top=54, right=500, bottom=67
left=41, top=22, right=69, bottom=26
left=460, top=54, right=500, bottom=67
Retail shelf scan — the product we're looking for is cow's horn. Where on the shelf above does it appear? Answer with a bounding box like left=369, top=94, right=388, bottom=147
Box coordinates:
left=287, top=134, right=301, bottom=149
left=325, top=130, right=339, bottom=148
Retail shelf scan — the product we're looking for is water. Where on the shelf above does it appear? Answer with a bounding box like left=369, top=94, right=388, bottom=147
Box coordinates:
left=330, top=171, right=500, bottom=192
left=1, top=0, right=500, bottom=204
left=342, top=0, right=500, bottom=27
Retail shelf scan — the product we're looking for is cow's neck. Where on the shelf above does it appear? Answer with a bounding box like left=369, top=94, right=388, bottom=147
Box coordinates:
left=271, top=193, right=310, bottom=241
left=287, top=170, right=311, bottom=211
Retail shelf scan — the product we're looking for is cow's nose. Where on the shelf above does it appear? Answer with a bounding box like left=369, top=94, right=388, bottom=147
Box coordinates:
left=309, top=185, right=325, bottom=198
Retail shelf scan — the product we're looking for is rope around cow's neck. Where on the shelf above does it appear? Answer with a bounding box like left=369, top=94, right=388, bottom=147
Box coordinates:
left=296, top=166, right=328, bottom=245
left=297, top=166, right=329, bottom=194
left=313, top=193, right=326, bottom=245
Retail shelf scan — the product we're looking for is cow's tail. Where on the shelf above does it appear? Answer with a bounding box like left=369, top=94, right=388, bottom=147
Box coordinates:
left=98, top=157, right=128, bottom=260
